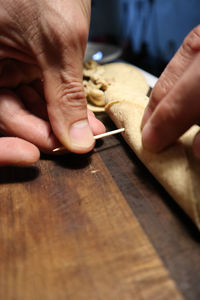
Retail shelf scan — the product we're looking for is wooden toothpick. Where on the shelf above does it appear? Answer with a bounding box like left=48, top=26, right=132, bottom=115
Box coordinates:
left=93, top=127, right=125, bottom=140
left=52, top=127, right=125, bottom=152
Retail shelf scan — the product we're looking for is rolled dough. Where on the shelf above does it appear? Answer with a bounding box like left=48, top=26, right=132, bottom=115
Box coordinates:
left=85, top=61, right=200, bottom=230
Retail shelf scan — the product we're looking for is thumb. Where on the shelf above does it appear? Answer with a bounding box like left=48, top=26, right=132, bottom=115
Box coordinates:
left=43, top=62, right=95, bottom=154
left=33, top=2, right=94, bottom=154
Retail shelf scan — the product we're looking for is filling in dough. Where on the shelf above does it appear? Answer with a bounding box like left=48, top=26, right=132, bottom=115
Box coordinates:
left=83, top=60, right=149, bottom=112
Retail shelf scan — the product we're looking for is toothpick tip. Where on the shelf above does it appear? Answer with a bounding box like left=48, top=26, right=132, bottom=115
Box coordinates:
left=52, top=127, right=125, bottom=153
left=52, top=147, right=62, bottom=152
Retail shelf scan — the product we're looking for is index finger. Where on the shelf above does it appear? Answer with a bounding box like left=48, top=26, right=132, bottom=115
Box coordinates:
left=142, top=52, right=200, bottom=152
left=141, top=25, right=200, bottom=128
left=0, top=137, right=40, bottom=166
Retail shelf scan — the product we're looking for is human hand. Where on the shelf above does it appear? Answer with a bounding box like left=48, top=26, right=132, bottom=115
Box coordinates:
left=141, top=25, right=200, bottom=158
left=0, top=0, right=105, bottom=166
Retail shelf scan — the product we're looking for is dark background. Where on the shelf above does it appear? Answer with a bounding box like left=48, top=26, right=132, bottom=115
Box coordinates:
left=90, top=0, right=200, bottom=76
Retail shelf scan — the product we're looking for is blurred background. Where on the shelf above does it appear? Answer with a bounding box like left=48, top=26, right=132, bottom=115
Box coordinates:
left=88, top=0, right=200, bottom=76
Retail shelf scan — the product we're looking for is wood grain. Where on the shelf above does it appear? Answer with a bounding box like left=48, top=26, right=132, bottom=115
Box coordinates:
left=0, top=152, right=182, bottom=300
left=96, top=114, right=200, bottom=300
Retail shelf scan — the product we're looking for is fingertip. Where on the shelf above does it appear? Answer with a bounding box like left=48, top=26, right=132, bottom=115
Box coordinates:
left=0, top=138, right=40, bottom=166
left=87, top=109, right=106, bottom=135
left=20, top=144, right=40, bottom=165
left=69, top=119, right=95, bottom=154
left=142, top=122, right=163, bottom=152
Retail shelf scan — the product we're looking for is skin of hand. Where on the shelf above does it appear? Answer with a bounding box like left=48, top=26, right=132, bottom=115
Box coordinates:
left=0, top=0, right=105, bottom=166
left=141, top=25, right=200, bottom=159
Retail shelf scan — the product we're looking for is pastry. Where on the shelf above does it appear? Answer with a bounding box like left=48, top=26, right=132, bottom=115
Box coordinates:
left=85, top=61, right=200, bottom=229
left=105, top=88, right=200, bottom=229
left=83, top=60, right=149, bottom=112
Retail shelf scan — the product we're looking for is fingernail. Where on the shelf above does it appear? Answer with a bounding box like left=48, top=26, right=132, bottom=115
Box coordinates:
left=141, top=105, right=152, bottom=130
left=69, top=120, right=94, bottom=148
left=142, top=122, right=160, bottom=152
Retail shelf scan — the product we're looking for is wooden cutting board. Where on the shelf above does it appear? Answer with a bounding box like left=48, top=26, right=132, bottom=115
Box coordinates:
left=0, top=150, right=182, bottom=300
left=0, top=118, right=200, bottom=299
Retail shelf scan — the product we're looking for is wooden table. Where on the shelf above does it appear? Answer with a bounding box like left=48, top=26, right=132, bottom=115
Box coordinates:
left=0, top=113, right=200, bottom=300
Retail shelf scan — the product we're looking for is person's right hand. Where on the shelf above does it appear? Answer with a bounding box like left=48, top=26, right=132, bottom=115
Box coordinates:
left=141, top=25, right=200, bottom=158
left=0, top=0, right=105, bottom=166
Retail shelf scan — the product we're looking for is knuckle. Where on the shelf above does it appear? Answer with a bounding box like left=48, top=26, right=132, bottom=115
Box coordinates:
left=181, top=25, right=200, bottom=55
left=57, top=80, right=87, bottom=111
left=149, top=77, right=169, bottom=110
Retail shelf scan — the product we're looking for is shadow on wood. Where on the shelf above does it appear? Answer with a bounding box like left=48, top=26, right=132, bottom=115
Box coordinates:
left=0, top=166, right=40, bottom=184
left=41, top=152, right=92, bottom=170
left=118, top=134, right=200, bottom=242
